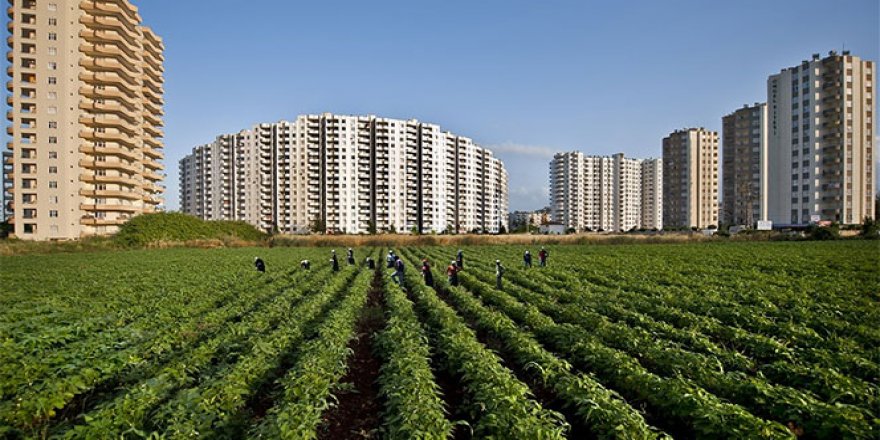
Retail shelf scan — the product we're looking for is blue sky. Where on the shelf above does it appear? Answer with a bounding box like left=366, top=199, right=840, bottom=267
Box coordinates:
left=94, top=1, right=880, bottom=210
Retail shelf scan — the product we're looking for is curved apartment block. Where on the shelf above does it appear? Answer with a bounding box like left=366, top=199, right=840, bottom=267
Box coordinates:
left=3, top=0, right=165, bottom=240
left=180, top=114, right=509, bottom=235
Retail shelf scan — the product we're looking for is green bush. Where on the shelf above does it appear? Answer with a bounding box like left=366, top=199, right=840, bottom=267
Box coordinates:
left=808, top=223, right=839, bottom=241
left=860, top=217, right=879, bottom=239
left=114, top=212, right=265, bottom=247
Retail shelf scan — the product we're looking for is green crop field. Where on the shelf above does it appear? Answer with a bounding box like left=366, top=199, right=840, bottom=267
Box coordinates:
left=0, top=241, right=877, bottom=439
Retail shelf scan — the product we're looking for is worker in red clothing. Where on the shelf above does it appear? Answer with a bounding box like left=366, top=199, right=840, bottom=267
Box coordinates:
left=421, top=259, right=434, bottom=287
left=447, top=260, right=460, bottom=286
left=538, top=247, right=549, bottom=267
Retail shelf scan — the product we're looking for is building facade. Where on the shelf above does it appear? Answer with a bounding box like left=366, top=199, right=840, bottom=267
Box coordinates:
left=722, top=103, right=769, bottom=226
left=662, top=128, right=719, bottom=229
left=767, top=51, right=875, bottom=225
left=179, top=114, right=509, bottom=234
left=549, top=152, right=662, bottom=232
left=3, top=0, right=165, bottom=240
left=509, top=207, right=550, bottom=230
left=640, top=158, right=663, bottom=230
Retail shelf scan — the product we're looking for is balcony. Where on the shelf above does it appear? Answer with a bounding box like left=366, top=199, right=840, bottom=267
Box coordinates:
left=81, top=203, right=142, bottom=213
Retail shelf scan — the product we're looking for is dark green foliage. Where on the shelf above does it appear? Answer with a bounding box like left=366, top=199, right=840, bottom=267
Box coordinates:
left=114, top=212, right=265, bottom=247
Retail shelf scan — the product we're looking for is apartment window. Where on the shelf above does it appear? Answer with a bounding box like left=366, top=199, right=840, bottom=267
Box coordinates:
left=48, top=62, right=57, bottom=70
left=49, top=196, right=59, bottom=203
left=49, top=210, right=58, bottom=218
left=48, top=47, right=57, bottom=56
left=47, top=92, right=57, bottom=99
left=48, top=136, right=57, bottom=144
left=48, top=33, right=57, bottom=41
left=48, top=18, right=57, bottom=26
left=49, top=181, right=57, bottom=188
left=48, top=3, right=57, bottom=11
left=23, top=224, right=36, bottom=234
left=48, top=166, right=57, bottom=174
left=48, top=121, right=57, bottom=129
left=48, top=77, right=57, bottom=85
left=48, top=107, right=57, bottom=115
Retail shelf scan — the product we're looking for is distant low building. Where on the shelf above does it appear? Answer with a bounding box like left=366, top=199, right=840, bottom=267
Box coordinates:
left=539, top=222, right=566, bottom=235
left=509, top=208, right=550, bottom=230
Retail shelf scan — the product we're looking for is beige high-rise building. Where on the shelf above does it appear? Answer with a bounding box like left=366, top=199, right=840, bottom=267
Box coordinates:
left=662, top=128, right=719, bottom=229
left=640, top=158, right=663, bottom=230
left=549, top=152, right=662, bottom=232
left=722, top=103, right=769, bottom=226
left=180, top=114, right=509, bottom=235
left=2, top=0, right=165, bottom=240
left=767, top=51, right=875, bottom=225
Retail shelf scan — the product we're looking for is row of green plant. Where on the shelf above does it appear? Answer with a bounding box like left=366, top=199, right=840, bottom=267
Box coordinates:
left=400, top=250, right=666, bottom=440
left=250, top=267, right=375, bottom=439
left=154, top=265, right=362, bottom=438
left=557, top=257, right=880, bottom=379
left=0, top=267, right=301, bottom=430
left=503, top=261, right=879, bottom=414
left=401, top=265, right=569, bottom=439
left=375, top=272, right=453, bottom=439
left=448, top=268, right=794, bottom=438
left=57, top=266, right=332, bottom=439
left=451, top=260, right=874, bottom=438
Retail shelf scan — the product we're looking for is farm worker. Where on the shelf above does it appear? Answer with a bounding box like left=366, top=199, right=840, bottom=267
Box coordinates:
left=538, top=247, right=548, bottom=267
left=330, top=250, right=340, bottom=272
left=456, top=249, right=464, bottom=269
left=523, top=250, right=532, bottom=268
left=300, top=259, right=311, bottom=270
left=495, top=260, right=505, bottom=289
left=254, top=257, right=266, bottom=273
left=391, top=256, right=405, bottom=286
left=421, top=258, right=434, bottom=287
left=366, top=257, right=375, bottom=270
left=347, top=248, right=355, bottom=265
left=386, top=251, right=396, bottom=268
left=447, top=260, right=460, bottom=286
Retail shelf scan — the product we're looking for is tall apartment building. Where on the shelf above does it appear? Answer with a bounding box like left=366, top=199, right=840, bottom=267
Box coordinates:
left=641, top=158, right=663, bottom=230
left=179, top=114, right=509, bottom=234
left=549, top=152, right=662, bottom=232
left=767, top=51, right=875, bottom=225
left=3, top=0, right=165, bottom=240
left=722, top=103, right=769, bottom=226
left=662, top=128, right=719, bottom=229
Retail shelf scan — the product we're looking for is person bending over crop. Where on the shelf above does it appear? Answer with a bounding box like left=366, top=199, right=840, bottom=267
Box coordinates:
left=456, top=249, right=464, bottom=269
left=366, top=257, right=375, bottom=269
left=300, top=259, right=311, bottom=270
left=495, top=260, right=505, bottom=289
left=347, top=248, right=355, bottom=265
left=538, top=247, right=549, bottom=267
left=330, top=250, right=340, bottom=272
left=254, top=257, right=266, bottom=273
left=523, top=250, right=532, bottom=268
left=391, top=256, right=405, bottom=286
left=421, top=258, right=434, bottom=287
left=447, top=260, right=460, bottom=286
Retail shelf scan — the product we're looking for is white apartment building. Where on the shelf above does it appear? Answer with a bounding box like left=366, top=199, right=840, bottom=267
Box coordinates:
left=767, top=51, right=875, bottom=225
left=3, top=0, right=165, bottom=240
left=179, top=114, right=509, bottom=234
left=550, top=152, right=662, bottom=232
left=663, top=128, right=720, bottom=229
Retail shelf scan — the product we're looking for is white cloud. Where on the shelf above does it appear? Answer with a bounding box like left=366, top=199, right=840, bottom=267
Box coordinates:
left=485, top=142, right=559, bottom=158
